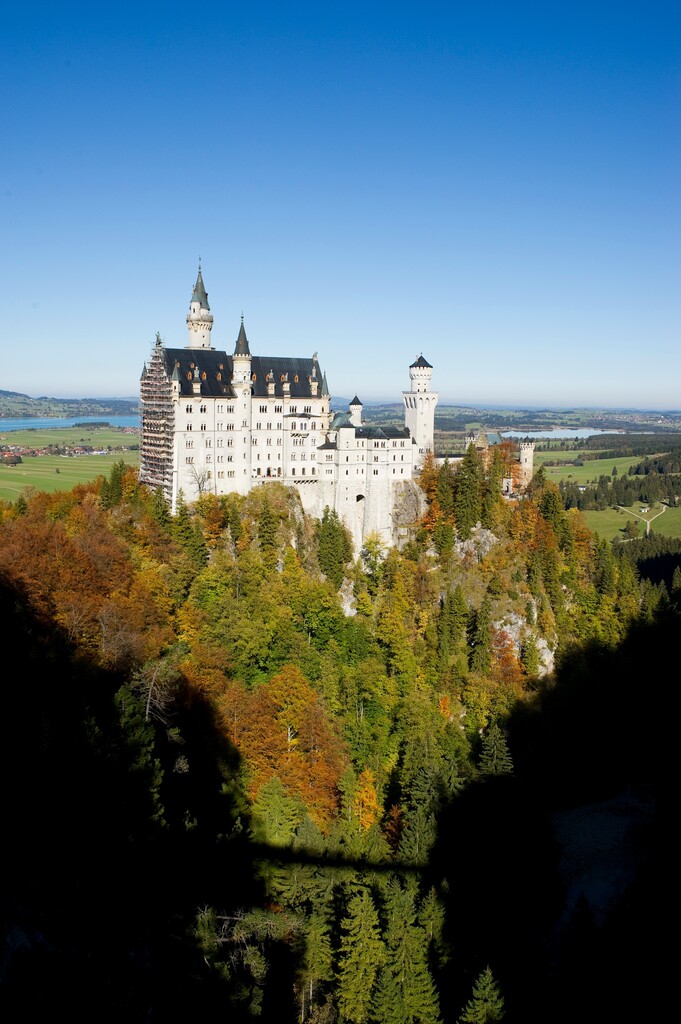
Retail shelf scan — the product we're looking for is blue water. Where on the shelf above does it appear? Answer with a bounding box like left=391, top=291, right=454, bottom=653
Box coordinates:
left=0, top=415, right=140, bottom=433
left=491, top=428, right=618, bottom=441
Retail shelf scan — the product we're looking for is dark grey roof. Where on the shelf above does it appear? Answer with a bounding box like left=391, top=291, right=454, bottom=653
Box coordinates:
left=160, top=347, right=326, bottom=399
left=350, top=395, right=362, bottom=406
left=356, top=425, right=411, bottom=440
left=410, top=355, right=432, bottom=368
left=190, top=268, right=210, bottom=310
left=329, top=411, right=353, bottom=429
left=234, top=318, right=251, bottom=356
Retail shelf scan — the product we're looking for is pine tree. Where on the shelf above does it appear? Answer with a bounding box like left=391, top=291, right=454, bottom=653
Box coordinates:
left=317, top=506, right=352, bottom=588
left=371, top=884, right=442, bottom=1024
left=458, top=966, right=505, bottom=1023
left=478, top=722, right=514, bottom=777
left=454, top=444, right=483, bottom=540
left=470, top=594, right=493, bottom=674
left=258, top=495, right=278, bottom=555
left=336, top=891, right=385, bottom=1023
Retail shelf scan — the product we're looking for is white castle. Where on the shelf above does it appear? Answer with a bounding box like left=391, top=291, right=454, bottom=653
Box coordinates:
left=139, top=266, right=438, bottom=550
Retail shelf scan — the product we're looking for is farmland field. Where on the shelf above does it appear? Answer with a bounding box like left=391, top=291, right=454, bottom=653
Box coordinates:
left=0, top=425, right=139, bottom=503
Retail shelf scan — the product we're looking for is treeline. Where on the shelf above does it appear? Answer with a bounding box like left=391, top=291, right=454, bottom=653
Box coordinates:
left=0, top=459, right=666, bottom=1022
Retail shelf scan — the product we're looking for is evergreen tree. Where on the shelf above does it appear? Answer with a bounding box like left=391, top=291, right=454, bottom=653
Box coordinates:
left=458, top=966, right=505, bottom=1023
left=470, top=594, right=493, bottom=674
left=336, top=891, right=385, bottom=1023
left=371, top=884, right=442, bottom=1024
left=481, top=448, right=503, bottom=530
left=454, top=444, right=483, bottom=540
left=258, top=495, right=278, bottom=555
left=478, top=722, right=514, bottom=777
left=317, top=506, right=352, bottom=588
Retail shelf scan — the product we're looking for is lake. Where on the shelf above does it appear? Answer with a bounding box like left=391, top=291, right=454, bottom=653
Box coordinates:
left=0, top=415, right=140, bottom=433
left=492, top=428, right=621, bottom=441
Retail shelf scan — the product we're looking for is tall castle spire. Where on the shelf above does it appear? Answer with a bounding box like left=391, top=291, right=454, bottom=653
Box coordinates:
left=186, top=260, right=214, bottom=349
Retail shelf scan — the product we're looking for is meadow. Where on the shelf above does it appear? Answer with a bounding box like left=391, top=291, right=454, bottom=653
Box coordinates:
left=0, top=425, right=139, bottom=503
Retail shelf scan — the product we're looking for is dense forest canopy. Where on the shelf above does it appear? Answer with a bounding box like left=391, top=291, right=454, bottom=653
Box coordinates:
left=0, top=457, right=666, bottom=1022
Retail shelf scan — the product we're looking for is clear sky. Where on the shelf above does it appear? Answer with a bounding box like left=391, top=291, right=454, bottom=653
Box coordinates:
left=1, top=1, right=679, bottom=408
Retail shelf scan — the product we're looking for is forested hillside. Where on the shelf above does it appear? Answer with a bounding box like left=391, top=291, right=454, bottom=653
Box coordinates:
left=0, top=456, right=667, bottom=1023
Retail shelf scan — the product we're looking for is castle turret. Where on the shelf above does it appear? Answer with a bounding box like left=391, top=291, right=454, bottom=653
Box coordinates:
left=349, top=395, right=363, bottom=427
left=232, top=315, right=252, bottom=386
left=186, top=263, right=214, bottom=349
left=403, top=355, right=438, bottom=463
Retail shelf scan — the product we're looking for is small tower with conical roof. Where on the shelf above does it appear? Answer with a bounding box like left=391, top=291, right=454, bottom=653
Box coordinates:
left=186, top=262, right=214, bottom=349
left=232, top=315, right=252, bottom=387
left=403, top=354, right=438, bottom=463
left=349, top=395, right=363, bottom=427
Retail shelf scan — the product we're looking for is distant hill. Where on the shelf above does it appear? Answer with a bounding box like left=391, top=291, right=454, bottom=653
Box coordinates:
left=0, top=392, right=139, bottom=418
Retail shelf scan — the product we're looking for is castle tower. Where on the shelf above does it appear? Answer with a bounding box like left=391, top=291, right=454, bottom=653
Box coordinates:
left=232, top=315, right=252, bottom=386
left=519, top=441, right=535, bottom=489
left=403, top=355, right=438, bottom=463
left=349, top=395, right=363, bottom=427
left=186, top=262, right=214, bottom=349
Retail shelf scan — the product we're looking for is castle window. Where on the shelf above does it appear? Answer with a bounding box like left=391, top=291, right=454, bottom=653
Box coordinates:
left=186, top=440, right=193, bottom=449
left=260, top=405, right=267, bottom=413
left=205, top=439, right=211, bottom=448
left=301, top=453, right=306, bottom=460
left=227, top=471, right=235, bottom=478
left=277, top=422, right=282, bottom=429
left=217, top=405, right=223, bottom=414
left=226, top=405, right=234, bottom=413
left=227, top=438, right=233, bottom=447
left=304, top=405, right=311, bottom=413
left=217, top=455, right=223, bottom=463
left=291, top=422, right=296, bottom=430
left=252, top=438, right=257, bottom=445
left=290, top=406, right=297, bottom=413
left=242, top=420, right=248, bottom=427
left=200, top=423, right=206, bottom=431
left=227, top=455, right=233, bottom=462
left=256, top=422, right=262, bottom=430
left=186, top=456, right=194, bottom=464
left=311, top=422, right=316, bottom=430
left=277, top=438, right=282, bottom=445
left=311, top=468, right=315, bottom=475
left=301, top=467, right=305, bottom=475
left=206, top=455, right=212, bottom=464
left=275, top=405, right=282, bottom=413
left=267, top=422, right=272, bottom=430
left=187, top=423, right=192, bottom=431
left=291, top=453, right=296, bottom=460
left=226, top=422, right=234, bottom=431
left=200, top=404, right=207, bottom=413
left=217, top=423, right=222, bottom=431
left=218, top=471, right=224, bottom=479
left=373, top=469, right=379, bottom=475
left=266, top=438, right=272, bottom=446
left=326, top=455, right=333, bottom=461
left=373, top=456, right=379, bottom=463
left=294, top=375, right=299, bottom=383
left=251, top=373, right=257, bottom=381
left=186, top=405, right=193, bottom=414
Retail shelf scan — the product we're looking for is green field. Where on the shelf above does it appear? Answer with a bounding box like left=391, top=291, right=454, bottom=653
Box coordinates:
left=0, top=426, right=139, bottom=503
left=533, top=450, right=645, bottom=485
left=580, top=502, right=681, bottom=542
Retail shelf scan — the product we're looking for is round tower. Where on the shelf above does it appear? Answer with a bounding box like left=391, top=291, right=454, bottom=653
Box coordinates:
left=186, top=262, right=214, bottom=349
left=232, top=315, right=252, bottom=386
left=403, top=355, right=438, bottom=462
left=349, top=395, right=363, bottom=427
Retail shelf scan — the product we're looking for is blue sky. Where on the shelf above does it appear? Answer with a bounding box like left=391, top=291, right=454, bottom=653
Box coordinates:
left=1, top=2, right=679, bottom=408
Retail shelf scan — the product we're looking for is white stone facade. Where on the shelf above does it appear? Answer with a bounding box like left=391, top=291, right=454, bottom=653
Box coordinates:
left=139, top=268, right=435, bottom=551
